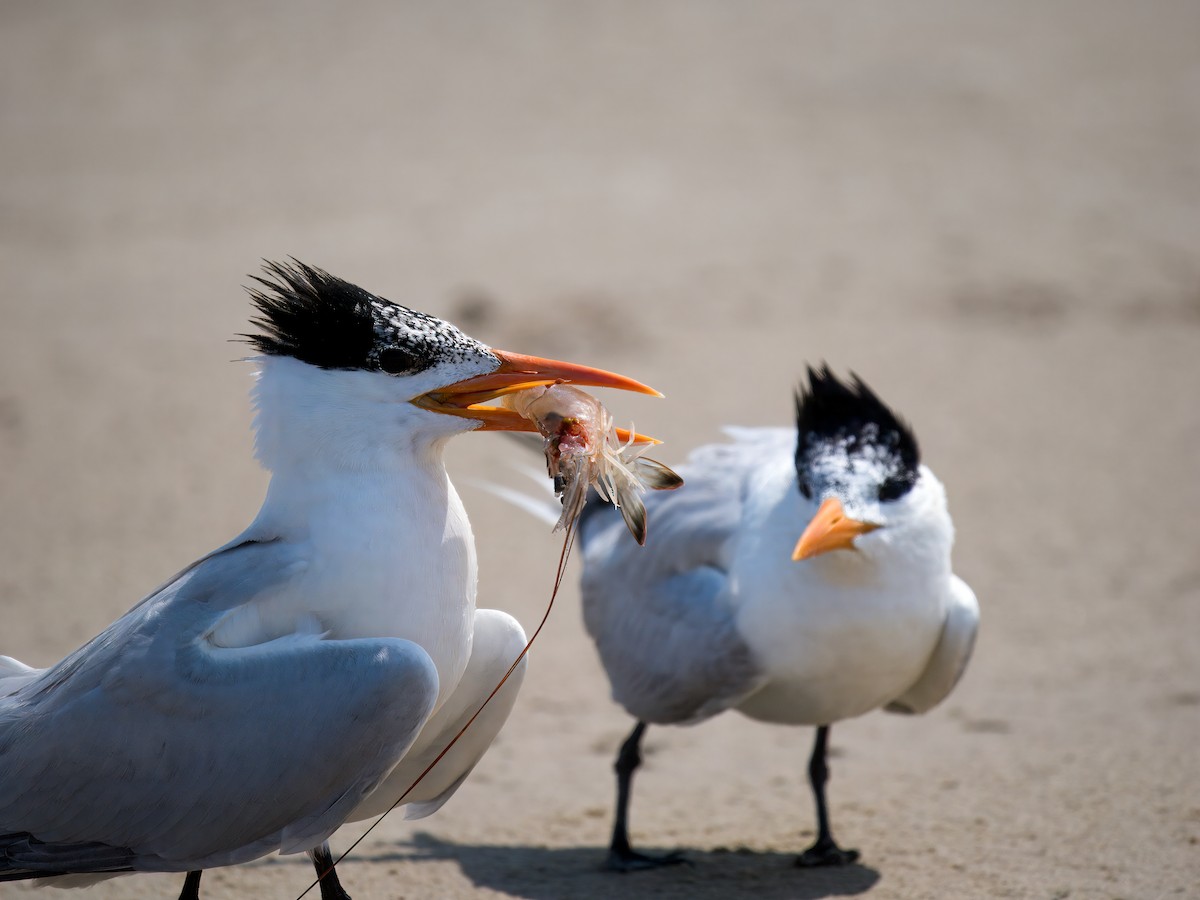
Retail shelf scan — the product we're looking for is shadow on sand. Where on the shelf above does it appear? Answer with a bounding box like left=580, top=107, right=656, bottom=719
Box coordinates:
left=337, top=831, right=881, bottom=899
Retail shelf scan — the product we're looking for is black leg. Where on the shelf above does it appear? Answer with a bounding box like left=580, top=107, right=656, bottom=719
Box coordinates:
left=606, top=721, right=687, bottom=872
left=796, top=725, right=860, bottom=867
left=178, top=870, right=202, bottom=900
left=309, top=842, right=352, bottom=900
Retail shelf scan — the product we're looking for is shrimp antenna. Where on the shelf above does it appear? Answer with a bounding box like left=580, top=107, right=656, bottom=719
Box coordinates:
left=296, top=523, right=580, bottom=899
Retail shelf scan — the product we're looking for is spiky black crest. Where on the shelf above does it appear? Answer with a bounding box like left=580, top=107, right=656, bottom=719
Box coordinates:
left=242, top=260, right=492, bottom=374
left=243, top=260, right=381, bottom=370
left=794, top=365, right=920, bottom=501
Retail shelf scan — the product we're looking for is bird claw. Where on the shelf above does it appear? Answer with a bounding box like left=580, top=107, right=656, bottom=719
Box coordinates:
left=606, top=847, right=691, bottom=872
left=795, top=842, right=860, bottom=868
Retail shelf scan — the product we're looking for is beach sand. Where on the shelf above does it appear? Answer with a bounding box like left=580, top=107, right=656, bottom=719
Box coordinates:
left=2, top=3, right=1197, bottom=897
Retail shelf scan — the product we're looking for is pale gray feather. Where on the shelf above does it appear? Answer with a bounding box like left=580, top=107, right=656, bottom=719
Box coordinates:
left=885, top=575, right=979, bottom=714
left=577, top=430, right=795, bottom=724
left=0, top=539, right=439, bottom=877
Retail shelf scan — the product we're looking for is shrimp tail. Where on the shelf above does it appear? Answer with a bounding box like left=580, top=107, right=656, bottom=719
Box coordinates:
left=631, top=456, right=685, bottom=492
left=615, top=488, right=648, bottom=545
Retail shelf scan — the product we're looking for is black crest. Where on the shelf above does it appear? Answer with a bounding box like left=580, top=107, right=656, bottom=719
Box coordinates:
left=794, top=365, right=920, bottom=501
left=244, top=260, right=381, bottom=370
left=243, top=260, right=491, bottom=375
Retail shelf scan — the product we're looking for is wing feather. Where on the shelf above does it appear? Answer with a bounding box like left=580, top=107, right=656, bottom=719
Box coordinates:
left=0, top=540, right=440, bottom=875
left=578, top=429, right=789, bottom=723
left=885, top=575, right=980, bottom=715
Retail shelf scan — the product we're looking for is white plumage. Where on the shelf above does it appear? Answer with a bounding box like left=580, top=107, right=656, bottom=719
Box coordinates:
left=576, top=369, right=979, bottom=869
left=0, top=261, right=659, bottom=899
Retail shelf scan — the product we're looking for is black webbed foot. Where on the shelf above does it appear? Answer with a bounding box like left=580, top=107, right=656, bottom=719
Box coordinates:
left=795, top=837, right=860, bottom=868
left=606, top=846, right=690, bottom=872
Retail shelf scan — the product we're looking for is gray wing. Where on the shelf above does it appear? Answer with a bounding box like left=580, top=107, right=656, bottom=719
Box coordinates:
left=579, top=428, right=792, bottom=724
left=0, top=540, right=439, bottom=876
left=886, top=575, right=980, bottom=715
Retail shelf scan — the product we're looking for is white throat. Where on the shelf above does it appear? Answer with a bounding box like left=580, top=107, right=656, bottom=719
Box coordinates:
left=220, top=357, right=479, bottom=703
left=250, top=356, right=466, bottom=476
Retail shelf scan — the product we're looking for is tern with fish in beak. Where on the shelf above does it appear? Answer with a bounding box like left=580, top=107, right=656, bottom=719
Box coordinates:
left=0, top=261, right=662, bottom=899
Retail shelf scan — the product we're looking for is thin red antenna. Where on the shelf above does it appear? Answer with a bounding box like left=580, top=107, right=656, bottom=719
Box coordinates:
left=296, top=523, right=579, bottom=899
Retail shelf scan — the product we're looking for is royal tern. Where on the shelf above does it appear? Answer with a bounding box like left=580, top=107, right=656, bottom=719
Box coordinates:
left=0, top=261, right=660, bottom=899
left=577, top=367, right=978, bottom=869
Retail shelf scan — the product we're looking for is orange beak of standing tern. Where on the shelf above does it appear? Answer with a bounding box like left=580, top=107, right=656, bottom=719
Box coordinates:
left=413, top=348, right=664, bottom=444
left=792, top=497, right=881, bottom=561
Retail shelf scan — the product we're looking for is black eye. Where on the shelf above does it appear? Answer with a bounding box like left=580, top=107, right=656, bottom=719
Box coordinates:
left=798, top=479, right=813, bottom=500
left=378, top=347, right=420, bottom=375
left=878, top=478, right=909, bottom=502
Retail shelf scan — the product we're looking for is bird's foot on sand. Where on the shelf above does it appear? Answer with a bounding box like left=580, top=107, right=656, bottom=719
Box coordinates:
left=606, top=847, right=690, bottom=872
left=795, top=840, right=860, bottom=868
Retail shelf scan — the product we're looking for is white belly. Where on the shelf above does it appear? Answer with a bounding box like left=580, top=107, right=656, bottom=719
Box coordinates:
left=733, top=564, right=946, bottom=725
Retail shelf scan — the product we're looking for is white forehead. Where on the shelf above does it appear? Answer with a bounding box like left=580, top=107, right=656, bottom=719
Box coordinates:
left=803, top=424, right=907, bottom=494
left=367, top=299, right=493, bottom=367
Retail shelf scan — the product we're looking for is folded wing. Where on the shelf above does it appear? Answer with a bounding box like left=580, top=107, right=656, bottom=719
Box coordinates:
left=0, top=540, right=440, bottom=877
left=885, top=575, right=980, bottom=715
left=577, top=430, right=794, bottom=724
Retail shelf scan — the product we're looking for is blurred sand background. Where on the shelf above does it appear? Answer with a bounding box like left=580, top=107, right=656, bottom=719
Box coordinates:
left=2, top=2, right=1198, bottom=898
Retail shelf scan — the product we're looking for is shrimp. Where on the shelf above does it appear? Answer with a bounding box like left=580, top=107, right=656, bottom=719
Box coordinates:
left=500, top=384, right=683, bottom=544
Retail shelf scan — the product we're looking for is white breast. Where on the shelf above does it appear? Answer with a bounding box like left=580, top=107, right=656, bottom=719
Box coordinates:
left=727, top=459, right=948, bottom=725
left=209, top=464, right=477, bottom=709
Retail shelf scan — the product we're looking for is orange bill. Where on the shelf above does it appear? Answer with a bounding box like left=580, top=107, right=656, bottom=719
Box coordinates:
left=792, top=497, right=881, bottom=561
left=413, top=348, right=662, bottom=443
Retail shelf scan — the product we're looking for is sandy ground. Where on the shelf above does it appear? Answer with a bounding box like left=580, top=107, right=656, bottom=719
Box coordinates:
left=2, top=2, right=1198, bottom=898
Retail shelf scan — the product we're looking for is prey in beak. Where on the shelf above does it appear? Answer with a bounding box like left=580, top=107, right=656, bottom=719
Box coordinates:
left=414, top=349, right=663, bottom=444
left=792, top=497, right=881, bottom=561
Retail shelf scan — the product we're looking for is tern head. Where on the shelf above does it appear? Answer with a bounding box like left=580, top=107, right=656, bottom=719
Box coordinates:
left=243, top=260, right=659, bottom=472
left=790, top=366, right=952, bottom=569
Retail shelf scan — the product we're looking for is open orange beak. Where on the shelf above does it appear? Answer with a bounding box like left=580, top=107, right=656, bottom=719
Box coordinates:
left=413, top=349, right=663, bottom=444
left=792, top=497, right=881, bottom=561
